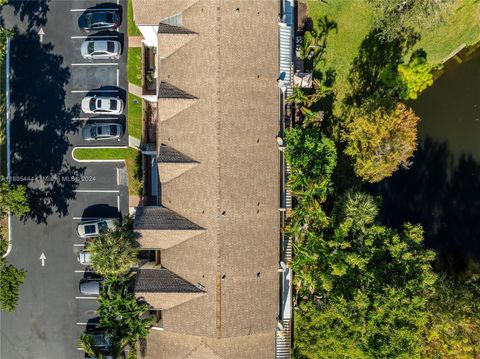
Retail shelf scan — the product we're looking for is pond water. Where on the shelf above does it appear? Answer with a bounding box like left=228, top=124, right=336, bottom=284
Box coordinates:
left=371, top=51, right=480, bottom=275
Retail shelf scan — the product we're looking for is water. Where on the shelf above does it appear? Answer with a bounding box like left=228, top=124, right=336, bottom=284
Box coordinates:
left=372, top=52, right=480, bottom=275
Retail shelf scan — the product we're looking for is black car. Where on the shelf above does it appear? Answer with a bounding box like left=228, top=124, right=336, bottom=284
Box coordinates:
left=78, top=10, right=120, bottom=32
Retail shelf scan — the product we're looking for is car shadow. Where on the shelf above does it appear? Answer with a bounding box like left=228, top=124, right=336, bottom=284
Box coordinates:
left=81, top=204, right=120, bottom=220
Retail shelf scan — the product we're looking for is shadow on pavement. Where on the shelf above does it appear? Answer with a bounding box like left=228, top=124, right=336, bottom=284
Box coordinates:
left=7, top=0, right=50, bottom=30
left=81, top=204, right=120, bottom=219
left=10, top=29, right=85, bottom=224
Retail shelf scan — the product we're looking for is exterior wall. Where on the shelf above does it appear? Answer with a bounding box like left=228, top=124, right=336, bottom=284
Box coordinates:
left=139, top=25, right=159, bottom=47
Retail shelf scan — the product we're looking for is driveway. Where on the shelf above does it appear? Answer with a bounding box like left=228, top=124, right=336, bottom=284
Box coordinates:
left=0, top=1, right=129, bottom=358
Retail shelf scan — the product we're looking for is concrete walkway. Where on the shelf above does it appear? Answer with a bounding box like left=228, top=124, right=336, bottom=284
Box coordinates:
left=128, top=82, right=143, bottom=97
left=129, top=135, right=141, bottom=149
left=128, top=36, right=143, bottom=47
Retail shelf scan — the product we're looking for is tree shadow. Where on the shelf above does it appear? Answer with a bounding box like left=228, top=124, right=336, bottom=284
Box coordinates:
left=344, top=27, right=420, bottom=111
left=10, top=29, right=84, bottom=224
left=7, top=0, right=50, bottom=30
left=368, top=137, right=480, bottom=276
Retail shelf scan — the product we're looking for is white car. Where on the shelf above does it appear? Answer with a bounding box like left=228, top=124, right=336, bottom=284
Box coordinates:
left=81, top=40, right=121, bottom=60
left=81, top=96, right=124, bottom=114
left=77, top=250, right=91, bottom=265
left=76, top=219, right=117, bottom=238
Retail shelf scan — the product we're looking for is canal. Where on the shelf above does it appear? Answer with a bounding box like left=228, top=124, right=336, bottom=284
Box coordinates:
left=372, top=51, right=480, bottom=275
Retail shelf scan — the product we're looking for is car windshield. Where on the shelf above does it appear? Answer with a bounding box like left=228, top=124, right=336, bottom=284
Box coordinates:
left=106, top=13, right=114, bottom=22
left=107, top=41, right=114, bottom=53
left=89, top=98, right=96, bottom=111
left=85, top=13, right=92, bottom=26
left=109, top=125, right=117, bottom=136
left=90, top=127, right=97, bottom=138
left=88, top=41, right=95, bottom=54
left=98, top=221, right=108, bottom=233
left=84, top=224, right=96, bottom=234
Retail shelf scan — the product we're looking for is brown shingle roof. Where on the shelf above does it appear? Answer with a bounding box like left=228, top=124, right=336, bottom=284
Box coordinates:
left=134, top=206, right=202, bottom=231
left=135, top=268, right=203, bottom=293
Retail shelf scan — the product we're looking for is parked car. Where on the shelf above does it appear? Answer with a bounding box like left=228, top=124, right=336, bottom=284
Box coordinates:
left=82, top=330, right=112, bottom=351
left=78, top=10, right=120, bottom=32
left=81, top=40, right=121, bottom=60
left=82, top=123, right=123, bottom=141
left=77, top=219, right=117, bottom=238
left=78, top=250, right=91, bottom=265
left=81, top=96, right=124, bottom=114
left=79, top=279, right=102, bottom=295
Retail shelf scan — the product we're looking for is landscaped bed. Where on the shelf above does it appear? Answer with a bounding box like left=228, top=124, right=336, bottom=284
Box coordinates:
left=73, top=147, right=143, bottom=196
left=128, top=47, right=142, bottom=88
left=128, top=93, right=142, bottom=140
left=306, top=0, right=480, bottom=104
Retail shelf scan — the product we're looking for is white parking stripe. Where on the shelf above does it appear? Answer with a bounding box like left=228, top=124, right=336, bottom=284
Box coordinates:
left=116, top=168, right=120, bottom=186
left=72, top=217, right=118, bottom=220
left=73, top=190, right=120, bottom=193
left=71, top=63, right=119, bottom=66
left=71, top=35, right=118, bottom=39
left=70, top=8, right=119, bottom=12
left=76, top=322, right=88, bottom=325
left=116, top=68, right=119, bottom=86
left=75, top=296, right=98, bottom=300
left=72, top=117, right=119, bottom=121
left=117, top=195, right=121, bottom=212
left=73, top=244, right=85, bottom=247
left=71, top=90, right=118, bottom=93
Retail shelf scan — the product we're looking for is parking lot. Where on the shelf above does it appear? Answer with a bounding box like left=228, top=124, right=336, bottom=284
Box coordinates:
left=0, top=1, right=130, bottom=358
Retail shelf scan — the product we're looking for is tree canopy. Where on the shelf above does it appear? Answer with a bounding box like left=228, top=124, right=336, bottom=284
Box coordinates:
left=0, top=258, right=27, bottom=312
left=0, top=181, right=29, bottom=217
left=342, top=102, right=420, bottom=183
left=88, top=216, right=139, bottom=277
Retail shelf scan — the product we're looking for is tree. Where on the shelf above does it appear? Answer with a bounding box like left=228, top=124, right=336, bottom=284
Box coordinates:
left=423, top=275, right=480, bottom=359
left=342, top=102, right=420, bottom=182
left=98, top=276, right=152, bottom=349
left=88, top=216, right=139, bottom=277
left=293, top=192, right=437, bottom=358
left=0, top=257, right=27, bottom=312
left=0, top=181, right=29, bottom=217
left=367, top=0, right=452, bottom=41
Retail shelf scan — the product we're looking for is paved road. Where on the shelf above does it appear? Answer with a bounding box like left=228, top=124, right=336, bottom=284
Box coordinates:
left=1, top=1, right=129, bottom=358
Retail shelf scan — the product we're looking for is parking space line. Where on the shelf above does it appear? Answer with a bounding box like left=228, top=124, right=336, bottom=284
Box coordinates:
left=76, top=322, right=88, bottom=325
left=75, top=296, right=98, bottom=300
left=71, top=35, right=119, bottom=39
left=72, top=117, right=119, bottom=121
left=72, top=217, right=118, bottom=220
left=71, top=63, right=118, bottom=66
left=117, top=195, right=120, bottom=212
left=116, top=168, right=120, bottom=186
left=73, top=190, right=120, bottom=193
left=71, top=90, right=118, bottom=94
left=116, top=68, right=119, bottom=86
left=73, top=244, right=85, bottom=247
left=70, top=8, right=119, bottom=12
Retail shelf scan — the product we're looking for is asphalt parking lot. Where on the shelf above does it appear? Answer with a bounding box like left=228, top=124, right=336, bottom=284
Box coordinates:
left=1, top=1, right=129, bottom=358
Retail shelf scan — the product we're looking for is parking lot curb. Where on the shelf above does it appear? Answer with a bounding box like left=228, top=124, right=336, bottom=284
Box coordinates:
left=3, top=37, right=12, bottom=259
left=71, top=146, right=129, bottom=163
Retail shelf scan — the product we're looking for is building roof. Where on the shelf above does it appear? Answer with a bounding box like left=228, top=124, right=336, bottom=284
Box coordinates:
left=135, top=268, right=203, bottom=293
left=132, top=0, right=280, bottom=358
left=131, top=0, right=198, bottom=25
left=134, top=206, right=202, bottom=231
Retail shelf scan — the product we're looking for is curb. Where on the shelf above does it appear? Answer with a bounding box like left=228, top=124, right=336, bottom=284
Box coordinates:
left=3, top=37, right=12, bottom=259
left=71, top=146, right=129, bottom=163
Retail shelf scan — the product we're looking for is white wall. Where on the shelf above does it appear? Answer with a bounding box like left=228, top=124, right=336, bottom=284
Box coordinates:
left=138, top=25, right=159, bottom=47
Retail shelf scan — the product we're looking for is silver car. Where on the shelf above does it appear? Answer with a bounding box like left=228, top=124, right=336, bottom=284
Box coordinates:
left=82, top=123, right=123, bottom=141
left=81, top=40, right=121, bottom=60
left=81, top=96, right=124, bottom=114
left=79, top=279, right=102, bottom=295
left=78, top=250, right=91, bottom=265
left=77, top=219, right=117, bottom=238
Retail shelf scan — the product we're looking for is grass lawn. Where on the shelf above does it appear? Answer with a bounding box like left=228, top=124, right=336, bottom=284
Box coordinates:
left=128, top=47, right=142, bottom=87
left=127, top=0, right=141, bottom=36
left=307, top=0, right=480, bottom=105
left=128, top=93, right=142, bottom=140
left=74, top=147, right=143, bottom=195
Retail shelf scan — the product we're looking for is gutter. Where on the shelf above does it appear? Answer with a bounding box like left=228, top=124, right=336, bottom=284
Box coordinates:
left=3, top=36, right=12, bottom=258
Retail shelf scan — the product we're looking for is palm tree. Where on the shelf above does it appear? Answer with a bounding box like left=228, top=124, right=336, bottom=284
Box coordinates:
left=88, top=216, right=139, bottom=277
left=78, top=334, right=107, bottom=359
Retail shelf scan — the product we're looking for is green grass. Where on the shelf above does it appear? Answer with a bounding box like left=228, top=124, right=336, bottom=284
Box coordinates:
left=307, top=0, right=480, bottom=104
left=128, top=47, right=142, bottom=87
left=128, top=94, right=142, bottom=140
left=127, top=0, right=141, bottom=36
left=74, top=147, right=143, bottom=195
